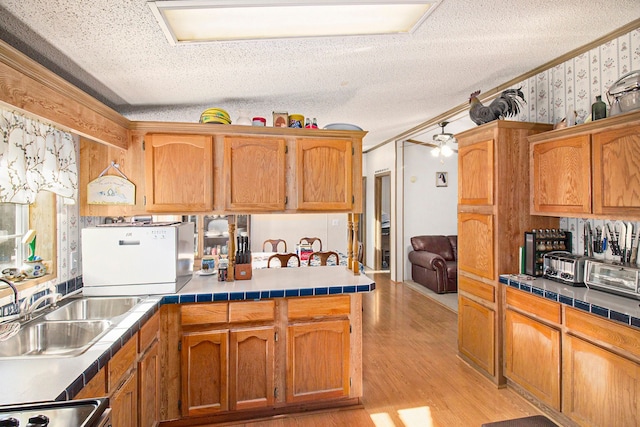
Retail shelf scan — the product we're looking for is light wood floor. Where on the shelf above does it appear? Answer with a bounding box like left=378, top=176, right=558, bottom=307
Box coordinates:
left=214, top=272, right=544, bottom=426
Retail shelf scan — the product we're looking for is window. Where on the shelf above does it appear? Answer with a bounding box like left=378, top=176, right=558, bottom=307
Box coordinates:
left=0, top=191, right=56, bottom=280
left=0, top=204, right=28, bottom=271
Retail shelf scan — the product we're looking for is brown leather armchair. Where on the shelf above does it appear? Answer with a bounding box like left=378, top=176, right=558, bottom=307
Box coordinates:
left=408, top=235, right=457, bottom=294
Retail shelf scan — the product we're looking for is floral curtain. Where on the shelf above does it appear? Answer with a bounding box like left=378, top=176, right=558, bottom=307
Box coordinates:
left=0, top=107, right=77, bottom=204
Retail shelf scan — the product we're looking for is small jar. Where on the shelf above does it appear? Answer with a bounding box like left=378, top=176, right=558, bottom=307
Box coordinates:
left=252, top=117, right=266, bottom=126
left=22, top=259, right=46, bottom=278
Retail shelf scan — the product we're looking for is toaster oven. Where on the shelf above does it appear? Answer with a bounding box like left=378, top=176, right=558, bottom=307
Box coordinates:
left=542, top=251, right=589, bottom=286
left=585, top=260, right=640, bottom=300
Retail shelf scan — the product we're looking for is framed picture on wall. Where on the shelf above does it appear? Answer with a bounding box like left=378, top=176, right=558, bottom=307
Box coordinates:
left=436, top=172, right=448, bottom=187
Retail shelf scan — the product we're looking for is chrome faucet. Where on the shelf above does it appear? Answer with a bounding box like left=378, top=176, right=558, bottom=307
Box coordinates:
left=23, top=292, right=62, bottom=318
left=0, top=277, right=19, bottom=314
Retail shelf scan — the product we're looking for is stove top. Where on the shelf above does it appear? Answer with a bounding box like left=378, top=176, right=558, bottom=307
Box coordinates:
left=0, top=399, right=107, bottom=427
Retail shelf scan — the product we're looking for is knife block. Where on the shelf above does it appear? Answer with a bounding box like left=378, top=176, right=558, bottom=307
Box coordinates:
left=235, top=263, right=252, bottom=280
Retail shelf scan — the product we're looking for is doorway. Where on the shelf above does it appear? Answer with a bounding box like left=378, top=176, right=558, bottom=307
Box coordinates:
left=374, top=173, right=391, bottom=271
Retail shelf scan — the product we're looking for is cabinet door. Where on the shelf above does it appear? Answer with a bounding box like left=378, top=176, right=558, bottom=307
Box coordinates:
left=592, top=126, right=640, bottom=216
left=458, top=213, right=494, bottom=280
left=144, top=134, right=213, bottom=212
left=296, top=139, right=353, bottom=210
left=458, top=139, right=494, bottom=205
left=505, top=309, right=560, bottom=410
left=458, top=295, right=495, bottom=376
left=181, top=330, right=229, bottom=417
left=224, top=136, right=286, bottom=211
left=563, top=334, right=640, bottom=426
left=286, top=320, right=350, bottom=403
left=229, top=327, right=275, bottom=410
left=138, top=340, right=160, bottom=427
left=111, top=370, right=138, bottom=427
left=531, top=135, right=591, bottom=215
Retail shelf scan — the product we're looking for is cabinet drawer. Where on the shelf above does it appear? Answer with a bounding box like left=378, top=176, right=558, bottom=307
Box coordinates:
left=139, top=311, right=160, bottom=353
left=506, top=287, right=561, bottom=324
left=565, top=307, right=640, bottom=359
left=288, top=295, right=350, bottom=320
left=108, top=335, right=138, bottom=393
left=229, top=300, right=275, bottom=323
left=181, top=303, right=228, bottom=326
left=459, top=275, right=495, bottom=303
left=75, top=367, right=106, bottom=399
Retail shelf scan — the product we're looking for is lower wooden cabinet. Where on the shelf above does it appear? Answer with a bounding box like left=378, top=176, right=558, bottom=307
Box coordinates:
left=505, top=309, right=560, bottom=410
left=286, top=319, right=350, bottom=403
left=181, top=330, right=229, bottom=417
left=111, top=369, right=139, bottom=427
left=138, top=340, right=160, bottom=427
left=458, top=294, right=495, bottom=377
left=229, top=327, right=275, bottom=411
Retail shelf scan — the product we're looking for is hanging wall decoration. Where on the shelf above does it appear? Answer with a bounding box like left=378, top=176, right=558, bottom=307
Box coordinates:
left=87, top=161, right=136, bottom=205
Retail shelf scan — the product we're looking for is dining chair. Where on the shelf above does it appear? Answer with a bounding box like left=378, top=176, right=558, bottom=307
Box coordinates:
left=263, top=239, right=287, bottom=252
left=299, top=237, right=322, bottom=252
left=307, top=251, right=339, bottom=266
left=267, top=253, right=301, bottom=268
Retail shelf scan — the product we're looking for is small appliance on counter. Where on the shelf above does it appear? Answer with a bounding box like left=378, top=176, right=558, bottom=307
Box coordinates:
left=0, top=398, right=108, bottom=427
left=542, top=251, right=589, bottom=286
left=82, top=221, right=194, bottom=296
left=523, top=229, right=572, bottom=277
left=585, top=259, right=640, bottom=300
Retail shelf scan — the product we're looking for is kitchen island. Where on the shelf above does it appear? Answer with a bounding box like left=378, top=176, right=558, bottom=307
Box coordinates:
left=0, top=267, right=374, bottom=426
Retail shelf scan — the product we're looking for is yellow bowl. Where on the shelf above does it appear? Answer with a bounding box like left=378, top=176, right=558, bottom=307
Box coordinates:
left=289, top=114, right=304, bottom=128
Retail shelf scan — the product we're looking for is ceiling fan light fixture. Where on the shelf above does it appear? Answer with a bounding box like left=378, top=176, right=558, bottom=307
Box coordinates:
left=148, top=0, right=442, bottom=44
left=441, top=145, right=453, bottom=157
left=430, top=146, right=441, bottom=157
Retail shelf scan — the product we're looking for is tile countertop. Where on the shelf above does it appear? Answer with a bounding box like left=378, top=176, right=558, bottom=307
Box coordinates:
left=499, top=274, right=640, bottom=329
left=0, top=267, right=375, bottom=407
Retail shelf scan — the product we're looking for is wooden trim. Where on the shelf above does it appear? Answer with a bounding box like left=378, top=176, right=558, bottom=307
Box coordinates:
left=505, top=286, right=561, bottom=325
left=0, top=40, right=129, bottom=148
left=365, top=19, right=640, bottom=153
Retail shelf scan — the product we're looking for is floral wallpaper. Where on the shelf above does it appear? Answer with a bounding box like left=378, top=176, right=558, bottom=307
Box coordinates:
left=516, top=28, right=640, bottom=125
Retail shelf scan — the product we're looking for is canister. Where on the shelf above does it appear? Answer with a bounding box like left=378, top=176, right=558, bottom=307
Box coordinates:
left=252, top=117, right=266, bottom=126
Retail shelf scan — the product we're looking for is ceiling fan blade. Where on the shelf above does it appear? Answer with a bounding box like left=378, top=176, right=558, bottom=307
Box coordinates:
left=405, top=139, right=458, bottom=153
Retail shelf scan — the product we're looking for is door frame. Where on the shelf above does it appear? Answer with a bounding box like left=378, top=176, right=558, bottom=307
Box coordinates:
left=374, top=172, right=390, bottom=271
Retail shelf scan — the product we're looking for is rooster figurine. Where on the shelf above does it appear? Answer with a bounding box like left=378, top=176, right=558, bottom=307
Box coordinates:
left=468, top=88, right=526, bottom=125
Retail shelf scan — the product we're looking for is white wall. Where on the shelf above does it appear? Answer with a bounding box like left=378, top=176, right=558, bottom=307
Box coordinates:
left=250, top=213, right=348, bottom=254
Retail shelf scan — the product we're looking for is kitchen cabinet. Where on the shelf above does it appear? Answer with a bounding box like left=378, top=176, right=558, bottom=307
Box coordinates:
left=179, top=300, right=276, bottom=417
left=161, top=293, right=362, bottom=424
left=286, top=295, right=351, bottom=403
left=223, top=136, right=286, bottom=211
left=456, top=121, right=556, bottom=386
left=108, top=336, right=139, bottom=427
left=296, top=138, right=353, bottom=211
left=504, top=287, right=561, bottom=411
left=529, top=110, right=640, bottom=219
left=138, top=311, right=160, bottom=427
left=144, top=133, right=214, bottom=212
left=563, top=307, right=640, bottom=426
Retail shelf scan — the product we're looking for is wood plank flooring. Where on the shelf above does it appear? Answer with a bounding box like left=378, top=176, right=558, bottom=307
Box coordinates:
left=207, top=272, right=545, bottom=426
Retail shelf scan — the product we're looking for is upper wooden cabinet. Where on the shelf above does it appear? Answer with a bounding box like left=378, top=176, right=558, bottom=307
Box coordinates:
left=223, top=136, right=286, bottom=211
left=529, top=110, right=640, bottom=219
left=296, top=138, right=353, bottom=211
left=458, top=139, right=494, bottom=205
left=531, top=135, right=591, bottom=215
left=81, top=124, right=365, bottom=214
left=144, top=133, right=214, bottom=212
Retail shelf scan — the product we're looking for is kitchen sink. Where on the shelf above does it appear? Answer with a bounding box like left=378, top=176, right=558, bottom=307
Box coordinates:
left=0, top=320, right=111, bottom=358
left=44, top=296, right=142, bottom=321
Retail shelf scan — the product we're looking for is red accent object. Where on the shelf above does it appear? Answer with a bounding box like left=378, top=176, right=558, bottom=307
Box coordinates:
left=252, top=117, right=266, bottom=124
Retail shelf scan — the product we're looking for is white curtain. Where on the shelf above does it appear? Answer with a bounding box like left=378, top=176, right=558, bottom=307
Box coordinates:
left=0, top=107, right=77, bottom=204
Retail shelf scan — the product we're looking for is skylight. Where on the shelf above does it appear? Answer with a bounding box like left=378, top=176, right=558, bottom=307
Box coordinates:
left=148, top=0, right=441, bottom=44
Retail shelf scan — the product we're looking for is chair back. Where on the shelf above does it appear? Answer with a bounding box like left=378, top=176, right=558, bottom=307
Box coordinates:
left=307, top=251, right=339, bottom=266
left=267, top=253, right=301, bottom=268
left=263, top=239, right=287, bottom=252
left=299, top=237, right=322, bottom=252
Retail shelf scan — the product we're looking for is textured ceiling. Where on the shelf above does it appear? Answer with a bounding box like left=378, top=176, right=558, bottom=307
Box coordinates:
left=0, top=1, right=638, bottom=150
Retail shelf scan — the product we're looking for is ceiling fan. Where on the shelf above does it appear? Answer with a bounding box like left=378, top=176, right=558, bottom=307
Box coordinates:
left=405, top=121, right=458, bottom=157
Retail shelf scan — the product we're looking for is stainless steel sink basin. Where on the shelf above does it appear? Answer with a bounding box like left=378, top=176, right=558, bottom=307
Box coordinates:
left=0, top=320, right=111, bottom=358
left=44, top=297, right=142, bottom=321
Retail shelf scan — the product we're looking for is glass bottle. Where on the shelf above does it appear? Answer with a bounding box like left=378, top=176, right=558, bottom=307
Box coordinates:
left=592, top=95, right=607, bottom=121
